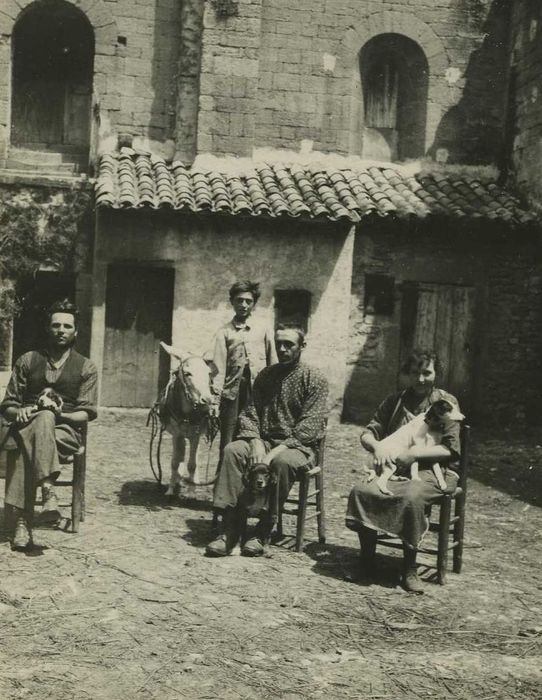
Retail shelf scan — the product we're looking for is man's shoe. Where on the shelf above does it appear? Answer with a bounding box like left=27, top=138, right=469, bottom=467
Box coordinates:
left=12, top=518, right=32, bottom=551
left=40, top=488, right=61, bottom=524
left=241, top=537, right=265, bottom=557
left=205, top=534, right=232, bottom=557
left=402, top=568, right=424, bottom=594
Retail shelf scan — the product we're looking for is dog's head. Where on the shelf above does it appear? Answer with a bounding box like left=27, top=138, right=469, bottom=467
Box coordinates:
left=243, top=463, right=274, bottom=493
left=425, top=399, right=464, bottom=429
left=37, top=387, right=63, bottom=412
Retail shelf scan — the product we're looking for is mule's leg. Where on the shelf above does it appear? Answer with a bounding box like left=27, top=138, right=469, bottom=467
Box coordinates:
left=186, top=427, right=201, bottom=483
left=166, top=431, right=185, bottom=496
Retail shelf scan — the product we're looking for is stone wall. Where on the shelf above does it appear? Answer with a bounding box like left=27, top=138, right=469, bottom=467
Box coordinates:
left=0, top=0, right=183, bottom=164
left=509, top=1, right=542, bottom=210
left=0, top=1, right=513, bottom=165
left=251, top=0, right=510, bottom=163
left=344, top=220, right=542, bottom=427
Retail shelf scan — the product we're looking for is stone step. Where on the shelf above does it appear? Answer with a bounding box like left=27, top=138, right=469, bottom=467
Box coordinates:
left=10, top=145, right=88, bottom=162
left=5, top=158, right=85, bottom=174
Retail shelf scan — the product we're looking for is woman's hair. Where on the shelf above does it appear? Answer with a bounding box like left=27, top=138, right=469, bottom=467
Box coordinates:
left=229, top=280, right=261, bottom=303
left=401, top=348, right=441, bottom=375
left=47, top=299, right=79, bottom=328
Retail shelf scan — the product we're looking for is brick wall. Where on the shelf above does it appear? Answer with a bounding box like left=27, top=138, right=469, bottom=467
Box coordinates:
left=509, top=1, right=542, bottom=210
left=197, top=0, right=263, bottom=156
left=0, top=1, right=514, bottom=165
left=0, top=0, right=183, bottom=163
left=343, top=220, right=542, bottom=427
left=250, top=0, right=510, bottom=164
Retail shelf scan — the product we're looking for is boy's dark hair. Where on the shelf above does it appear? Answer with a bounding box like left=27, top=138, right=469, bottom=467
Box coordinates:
left=229, top=280, right=261, bottom=303
left=276, top=323, right=306, bottom=345
left=401, top=348, right=441, bottom=375
left=47, top=299, right=79, bottom=328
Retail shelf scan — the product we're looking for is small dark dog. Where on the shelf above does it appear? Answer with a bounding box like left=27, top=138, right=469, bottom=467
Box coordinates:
left=35, top=387, right=64, bottom=415
left=237, top=462, right=274, bottom=544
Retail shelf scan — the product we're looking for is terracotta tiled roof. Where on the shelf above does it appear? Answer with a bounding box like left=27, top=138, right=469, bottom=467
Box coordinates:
left=95, top=151, right=537, bottom=226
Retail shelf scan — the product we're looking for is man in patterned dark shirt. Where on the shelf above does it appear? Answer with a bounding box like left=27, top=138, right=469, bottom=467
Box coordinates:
left=0, top=300, right=98, bottom=550
left=206, top=325, right=329, bottom=557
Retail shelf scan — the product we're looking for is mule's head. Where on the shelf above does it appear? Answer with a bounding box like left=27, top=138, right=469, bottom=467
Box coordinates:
left=177, top=356, right=216, bottom=411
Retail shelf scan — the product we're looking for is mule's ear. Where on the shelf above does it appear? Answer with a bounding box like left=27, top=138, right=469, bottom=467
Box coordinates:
left=160, top=341, right=188, bottom=362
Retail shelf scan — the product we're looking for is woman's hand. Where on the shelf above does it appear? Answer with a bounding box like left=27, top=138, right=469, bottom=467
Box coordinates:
left=372, top=443, right=396, bottom=474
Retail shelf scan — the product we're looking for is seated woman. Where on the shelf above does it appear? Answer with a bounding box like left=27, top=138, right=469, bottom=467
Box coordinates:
left=345, top=349, right=461, bottom=594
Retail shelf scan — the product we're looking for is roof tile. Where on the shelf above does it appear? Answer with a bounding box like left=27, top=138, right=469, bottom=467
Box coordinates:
left=94, top=152, right=537, bottom=226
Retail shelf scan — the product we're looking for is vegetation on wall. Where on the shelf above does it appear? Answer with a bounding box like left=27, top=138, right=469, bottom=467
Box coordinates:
left=0, top=185, right=92, bottom=321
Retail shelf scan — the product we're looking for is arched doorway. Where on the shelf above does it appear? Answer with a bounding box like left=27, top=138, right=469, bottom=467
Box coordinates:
left=11, top=0, right=94, bottom=158
left=359, top=33, right=428, bottom=161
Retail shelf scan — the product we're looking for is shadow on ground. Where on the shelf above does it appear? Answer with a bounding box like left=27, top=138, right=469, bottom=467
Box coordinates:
left=117, top=479, right=214, bottom=513
left=469, top=430, right=542, bottom=508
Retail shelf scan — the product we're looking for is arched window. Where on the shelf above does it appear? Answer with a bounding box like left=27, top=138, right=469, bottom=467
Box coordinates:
left=11, top=0, right=94, bottom=162
left=360, top=34, right=428, bottom=161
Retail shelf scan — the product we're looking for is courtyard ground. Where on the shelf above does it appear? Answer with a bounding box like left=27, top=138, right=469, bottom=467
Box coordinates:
left=0, top=411, right=541, bottom=700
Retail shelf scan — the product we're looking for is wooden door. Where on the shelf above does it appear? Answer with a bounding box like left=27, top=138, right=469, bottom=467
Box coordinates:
left=102, top=265, right=174, bottom=407
left=400, top=283, right=476, bottom=412
left=63, top=83, right=92, bottom=147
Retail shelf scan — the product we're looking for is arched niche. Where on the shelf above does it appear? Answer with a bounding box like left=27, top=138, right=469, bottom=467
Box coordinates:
left=359, top=33, right=429, bottom=161
left=11, top=0, right=95, bottom=156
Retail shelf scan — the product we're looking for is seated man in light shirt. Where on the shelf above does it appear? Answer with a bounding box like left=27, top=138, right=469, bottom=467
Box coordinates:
left=211, top=280, right=277, bottom=459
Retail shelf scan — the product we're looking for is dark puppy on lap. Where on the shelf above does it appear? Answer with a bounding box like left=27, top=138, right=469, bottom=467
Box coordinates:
left=35, top=387, right=64, bottom=415
left=237, top=462, right=274, bottom=545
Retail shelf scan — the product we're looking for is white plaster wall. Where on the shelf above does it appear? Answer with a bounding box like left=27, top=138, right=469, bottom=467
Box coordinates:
left=93, top=211, right=354, bottom=413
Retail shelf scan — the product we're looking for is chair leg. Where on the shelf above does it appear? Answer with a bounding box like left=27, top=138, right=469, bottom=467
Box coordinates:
left=437, top=495, right=452, bottom=585
left=277, top=508, right=284, bottom=541
left=295, top=472, right=310, bottom=552
left=72, top=455, right=86, bottom=534
left=452, top=493, right=466, bottom=574
left=315, top=469, right=326, bottom=544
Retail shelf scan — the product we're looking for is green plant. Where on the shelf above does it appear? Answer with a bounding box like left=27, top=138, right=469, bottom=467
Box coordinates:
left=0, top=185, right=92, bottom=320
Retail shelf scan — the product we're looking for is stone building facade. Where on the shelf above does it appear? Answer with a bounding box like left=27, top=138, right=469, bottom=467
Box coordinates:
left=508, top=1, right=542, bottom=210
left=0, top=0, right=540, bottom=426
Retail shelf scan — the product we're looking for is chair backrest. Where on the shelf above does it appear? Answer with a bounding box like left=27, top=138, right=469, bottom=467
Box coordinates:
left=457, top=423, right=470, bottom=491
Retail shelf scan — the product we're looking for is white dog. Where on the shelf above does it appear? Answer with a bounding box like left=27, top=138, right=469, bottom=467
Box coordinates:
left=367, top=399, right=464, bottom=494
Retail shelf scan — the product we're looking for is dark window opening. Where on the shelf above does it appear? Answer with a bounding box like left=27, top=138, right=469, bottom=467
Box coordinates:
left=274, top=290, right=311, bottom=332
left=11, top=0, right=94, bottom=159
left=364, top=274, right=395, bottom=316
left=360, top=33, right=428, bottom=161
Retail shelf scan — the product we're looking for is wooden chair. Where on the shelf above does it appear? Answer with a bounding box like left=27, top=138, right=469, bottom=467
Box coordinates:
left=51, top=422, right=88, bottom=533
left=3, top=422, right=88, bottom=534
left=375, top=423, right=471, bottom=584
left=276, top=435, right=326, bottom=552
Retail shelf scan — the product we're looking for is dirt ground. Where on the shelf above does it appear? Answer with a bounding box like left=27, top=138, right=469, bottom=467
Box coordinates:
left=1, top=411, right=541, bottom=700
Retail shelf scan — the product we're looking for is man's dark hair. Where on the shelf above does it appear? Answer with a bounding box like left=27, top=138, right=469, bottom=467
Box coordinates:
left=229, top=280, right=261, bottom=303
left=401, top=348, right=441, bottom=375
left=276, top=323, right=306, bottom=345
left=47, top=299, right=79, bottom=328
